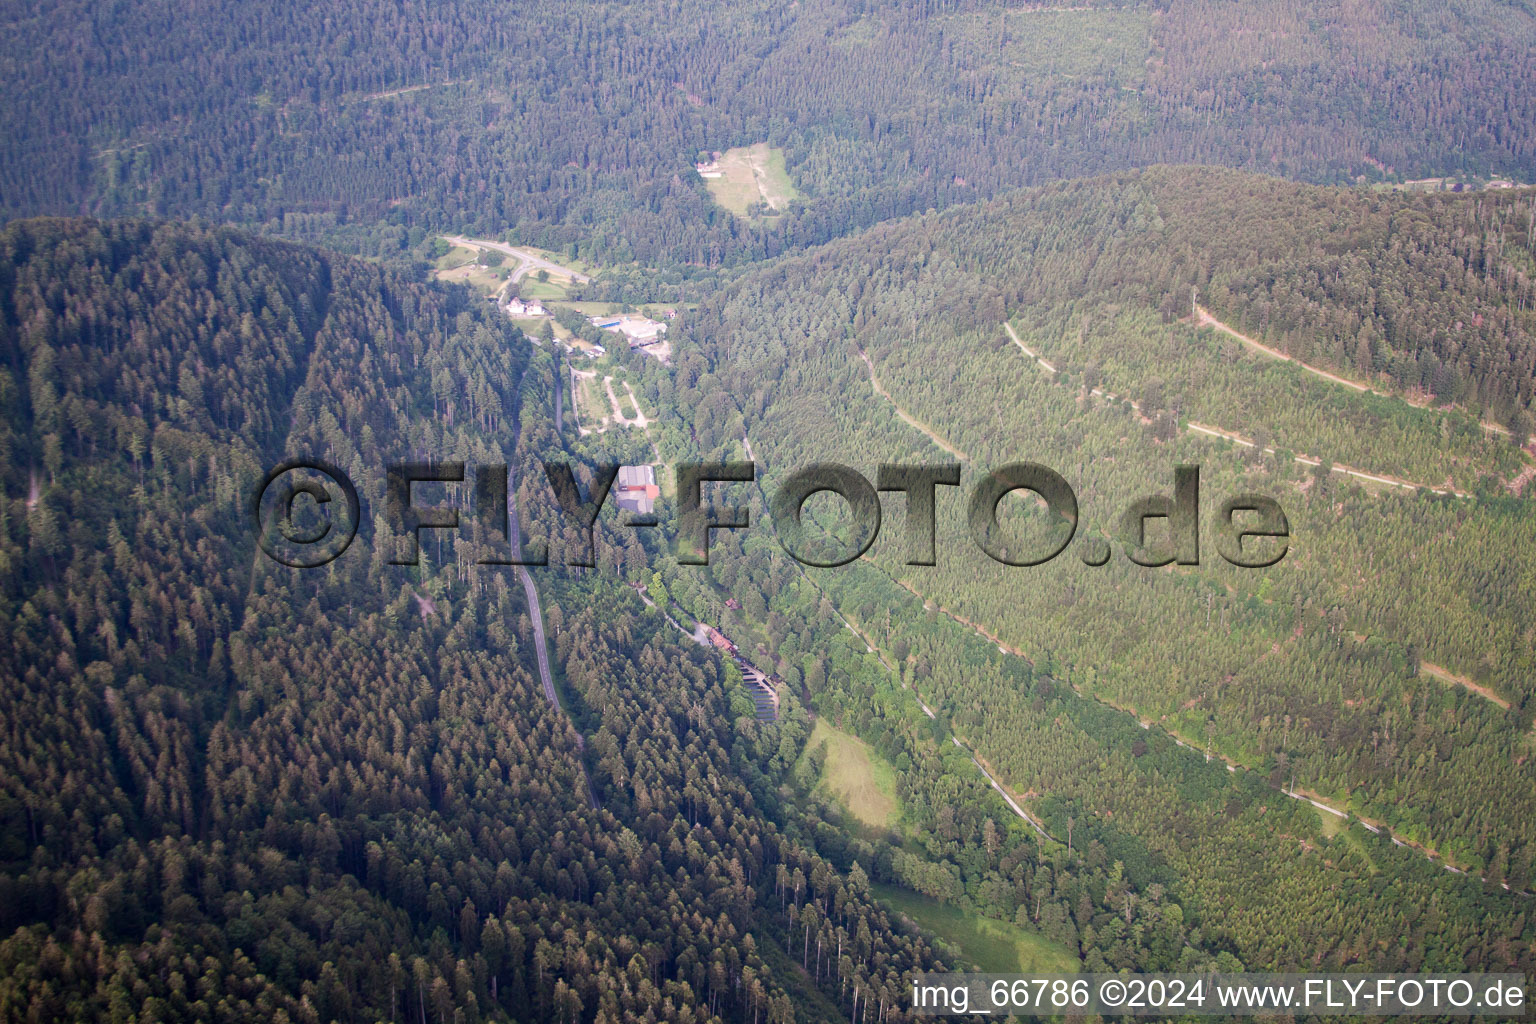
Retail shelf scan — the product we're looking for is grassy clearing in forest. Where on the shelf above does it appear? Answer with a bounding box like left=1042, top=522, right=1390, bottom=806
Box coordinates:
left=435, top=245, right=479, bottom=268
left=515, top=277, right=569, bottom=300
left=801, top=719, right=901, bottom=829
left=872, top=883, right=1080, bottom=974
left=702, top=143, right=800, bottom=218
left=1312, top=806, right=1381, bottom=874
left=573, top=372, right=610, bottom=429
left=434, top=261, right=507, bottom=297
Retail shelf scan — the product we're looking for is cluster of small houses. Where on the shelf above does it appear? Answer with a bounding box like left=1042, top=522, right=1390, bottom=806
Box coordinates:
left=502, top=294, right=672, bottom=352
left=699, top=622, right=781, bottom=721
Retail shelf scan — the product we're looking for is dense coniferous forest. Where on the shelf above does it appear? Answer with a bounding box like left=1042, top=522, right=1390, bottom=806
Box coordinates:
left=5, top=0, right=1536, bottom=1020
left=0, top=220, right=964, bottom=1021
left=641, top=165, right=1536, bottom=975
left=5, top=0, right=1536, bottom=266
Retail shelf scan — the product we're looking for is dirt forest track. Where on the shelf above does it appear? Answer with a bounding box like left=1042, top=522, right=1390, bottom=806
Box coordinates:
left=1002, top=323, right=1472, bottom=497
left=832, top=338, right=1532, bottom=891
left=854, top=346, right=969, bottom=461
left=1193, top=303, right=1520, bottom=442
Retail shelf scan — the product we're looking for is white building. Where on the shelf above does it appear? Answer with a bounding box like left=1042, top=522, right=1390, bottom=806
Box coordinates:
left=620, top=319, right=666, bottom=343
left=506, top=297, right=546, bottom=318
left=590, top=315, right=668, bottom=347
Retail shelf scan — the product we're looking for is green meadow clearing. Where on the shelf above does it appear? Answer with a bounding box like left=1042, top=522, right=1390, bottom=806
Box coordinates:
left=802, top=719, right=901, bottom=829
left=872, top=883, right=1080, bottom=975
left=701, top=143, right=799, bottom=218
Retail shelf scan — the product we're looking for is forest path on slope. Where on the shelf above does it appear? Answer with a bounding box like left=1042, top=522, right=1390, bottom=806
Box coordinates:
left=1003, top=323, right=1470, bottom=497
left=741, top=445, right=1053, bottom=843
left=1345, top=628, right=1517, bottom=713
left=876, top=572, right=1527, bottom=890
left=1420, top=660, right=1511, bottom=710
left=1195, top=303, right=1374, bottom=394
left=848, top=331, right=1523, bottom=881
left=1194, top=303, right=1517, bottom=440
left=742, top=418, right=1525, bottom=887
left=855, top=347, right=969, bottom=460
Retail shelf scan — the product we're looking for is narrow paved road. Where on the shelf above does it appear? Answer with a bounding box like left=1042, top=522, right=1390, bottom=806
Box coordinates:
left=444, top=235, right=591, bottom=284
left=506, top=403, right=601, bottom=810
left=952, top=737, right=1057, bottom=842
left=569, top=367, right=591, bottom=435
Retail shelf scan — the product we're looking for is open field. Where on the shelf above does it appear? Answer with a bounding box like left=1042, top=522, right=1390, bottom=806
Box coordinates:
left=551, top=300, right=626, bottom=316
left=436, top=245, right=479, bottom=268
left=515, top=277, right=569, bottom=300
left=509, top=315, right=566, bottom=340
left=433, top=244, right=510, bottom=296
left=434, top=262, right=508, bottom=296
left=701, top=143, right=800, bottom=218
left=872, top=883, right=1080, bottom=974
left=802, top=719, right=901, bottom=829
left=573, top=371, right=610, bottom=430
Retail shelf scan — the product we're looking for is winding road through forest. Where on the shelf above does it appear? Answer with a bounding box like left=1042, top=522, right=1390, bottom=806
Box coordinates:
left=746, top=367, right=1526, bottom=889
left=880, top=566, right=1530, bottom=892
left=507, top=386, right=600, bottom=810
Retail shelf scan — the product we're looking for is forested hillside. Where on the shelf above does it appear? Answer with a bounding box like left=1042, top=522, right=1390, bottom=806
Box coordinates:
left=4, top=0, right=1534, bottom=266
left=0, top=219, right=955, bottom=1022
left=5, top=0, right=1536, bottom=1014
left=613, top=165, right=1536, bottom=975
